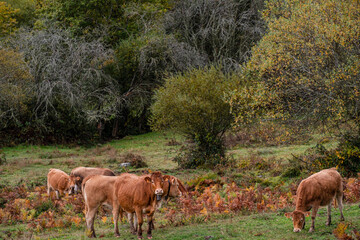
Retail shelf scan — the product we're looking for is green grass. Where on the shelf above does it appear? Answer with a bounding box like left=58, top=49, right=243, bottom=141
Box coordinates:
left=0, top=131, right=186, bottom=186
left=2, top=204, right=358, bottom=240
left=0, top=130, right=337, bottom=187
left=1, top=131, right=359, bottom=240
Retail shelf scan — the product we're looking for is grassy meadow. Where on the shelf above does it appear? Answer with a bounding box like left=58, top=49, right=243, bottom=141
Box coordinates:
left=0, top=131, right=359, bottom=240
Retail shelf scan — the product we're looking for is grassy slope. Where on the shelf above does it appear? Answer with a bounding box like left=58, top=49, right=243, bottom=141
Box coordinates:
left=1, top=131, right=359, bottom=240
left=0, top=131, right=335, bottom=186
left=2, top=204, right=358, bottom=239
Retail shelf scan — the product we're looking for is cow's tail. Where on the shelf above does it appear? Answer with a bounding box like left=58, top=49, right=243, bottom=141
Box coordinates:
left=334, top=197, right=338, bottom=208
left=177, top=179, right=187, bottom=195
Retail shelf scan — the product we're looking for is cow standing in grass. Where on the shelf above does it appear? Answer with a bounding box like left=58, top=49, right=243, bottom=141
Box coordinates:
left=113, top=172, right=168, bottom=239
left=82, top=175, right=118, bottom=238
left=70, top=167, right=115, bottom=193
left=285, top=168, right=345, bottom=232
left=128, top=175, right=187, bottom=232
left=82, top=173, right=185, bottom=238
left=47, top=168, right=78, bottom=199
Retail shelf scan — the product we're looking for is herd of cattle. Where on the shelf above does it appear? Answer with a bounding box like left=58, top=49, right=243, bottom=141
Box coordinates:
left=47, top=167, right=186, bottom=239
left=47, top=167, right=346, bottom=239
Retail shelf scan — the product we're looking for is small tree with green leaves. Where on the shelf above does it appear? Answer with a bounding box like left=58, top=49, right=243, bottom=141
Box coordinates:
left=150, top=66, right=234, bottom=168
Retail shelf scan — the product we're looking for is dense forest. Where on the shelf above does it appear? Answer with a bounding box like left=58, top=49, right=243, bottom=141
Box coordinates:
left=1, top=0, right=360, bottom=171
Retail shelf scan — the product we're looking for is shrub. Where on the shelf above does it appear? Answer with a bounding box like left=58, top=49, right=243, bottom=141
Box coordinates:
left=151, top=66, right=235, bottom=168
left=290, top=135, right=360, bottom=178
left=0, top=151, right=6, bottom=165
left=120, top=152, right=148, bottom=168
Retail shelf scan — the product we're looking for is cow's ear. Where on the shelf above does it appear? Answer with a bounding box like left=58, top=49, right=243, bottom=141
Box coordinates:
left=304, top=211, right=310, bottom=217
left=144, top=177, right=151, bottom=183
left=284, top=212, right=293, bottom=220
left=163, top=175, right=170, bottom=181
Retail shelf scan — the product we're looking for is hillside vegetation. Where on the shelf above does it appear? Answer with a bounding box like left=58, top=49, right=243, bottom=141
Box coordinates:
left=1, top=132, right=360, bottom=239
left=1, top=0, right=360, bottom=239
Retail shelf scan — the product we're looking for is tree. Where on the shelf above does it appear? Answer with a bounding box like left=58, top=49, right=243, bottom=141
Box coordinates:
left=3, top=0, right=37, bottom=26
left=231, top=0, right=360, bottom=131
left=8, top=28, right=121, bottom=142
left=0, top=48, right=33, bottom=129
left=110, top=32, right=207, bottom=136
left=0, top=1, right=18, bottom=36
left=150, top=66, right=234, bottom=168
left=164, top=0, right=265, bottom=70
left=36, top=0, right=172, bottom=45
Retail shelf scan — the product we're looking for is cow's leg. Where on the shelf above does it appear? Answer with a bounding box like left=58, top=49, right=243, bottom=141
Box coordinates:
left=47, top=181, right=50, bottom=195
left=47, top=184, right=52, bottom=199
left=336, top=193, right=345, bottom=221
left=135, top=208, right=143, bottom=239
left=146, top=214, right=153, bottom=239
left=128, top=212, right=136, bottom=235
left=147, top=210, right=155, bottom=231
left=112, top=204, right=121, bottom=237
left=55, top=190, right=60, bottom=200
left=309, top=205, right=319, bottom=233
left=326, top=203, right=331, bottom=226
left=86, top=206, right=98, bottom=238
left=134, top=213, right=138, bottom=232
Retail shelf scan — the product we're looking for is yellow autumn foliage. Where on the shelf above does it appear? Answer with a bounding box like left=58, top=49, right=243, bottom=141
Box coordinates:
left=0, top=1, right=18, bottom=36
left=231, top=0, right=360, bottom=128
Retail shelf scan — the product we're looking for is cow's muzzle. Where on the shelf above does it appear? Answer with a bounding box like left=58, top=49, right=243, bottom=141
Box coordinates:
left=293, top=228, right=301, bottom=233
left=155, top=189, right=163, bottom=201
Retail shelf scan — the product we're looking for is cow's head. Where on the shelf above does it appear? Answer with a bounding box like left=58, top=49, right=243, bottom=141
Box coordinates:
left=146, top=171, right=166, bottom=201
left=163, top=176, right=187, bottom=199
left=70, top=174, right=82, bottom=193
left=285, top=210, right=306, bottom=232
left=68, top=175, right=81, bottom=195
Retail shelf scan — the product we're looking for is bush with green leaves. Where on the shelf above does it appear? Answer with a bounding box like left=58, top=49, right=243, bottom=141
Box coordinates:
left=36, top=0, right=171, bottom=45
left=3, top=0, right=37, bottom=26
left=150, top=66, right=234, bottom=168
left=108, top=32, right=207, bottom=136
left=290, top=134, right=360, bottom=178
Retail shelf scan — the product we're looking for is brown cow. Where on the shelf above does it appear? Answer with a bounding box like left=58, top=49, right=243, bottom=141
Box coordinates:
left=113, top=172, right=168, bottom=239
left=82, top=175, right=118, bottom=238
left=70, top=167, right=115, bottom=193
left=285, top=168, right=344, bottom=233
left=82, top=173, right=184, bottom=238
left=129, top=175, right=187, bottom=232
left=47, top=168, right=78, bottom=199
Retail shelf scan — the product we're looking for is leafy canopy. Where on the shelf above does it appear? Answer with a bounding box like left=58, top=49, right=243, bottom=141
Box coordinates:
left=231, top=0, right=360, bottom=128
left=150, top=66, right=234, bottom=138
left=150, top=66, right=235, bottom=167
left=0, top=2, right=18, bottom=36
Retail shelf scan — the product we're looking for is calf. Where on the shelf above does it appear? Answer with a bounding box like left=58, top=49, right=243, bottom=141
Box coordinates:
left=82, top=175, right=118, bottom=238
left=113, top=172, right=168, bottom=239
left=70, top=167, right=115, bottom=193
left=285, top=168, right=344, bottom=232
left=47, top=168, right=78, bottom=199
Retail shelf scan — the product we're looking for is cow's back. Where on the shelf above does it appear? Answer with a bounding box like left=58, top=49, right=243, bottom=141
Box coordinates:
left=296, top=168, right=342, bottom=207
left=47, top=168, right=69, bottom=191
left=71, top=167, right=115, bottom=179
left=83, top=175, right=118, bottom=207
left=114, top=174, right=152, bottom=212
